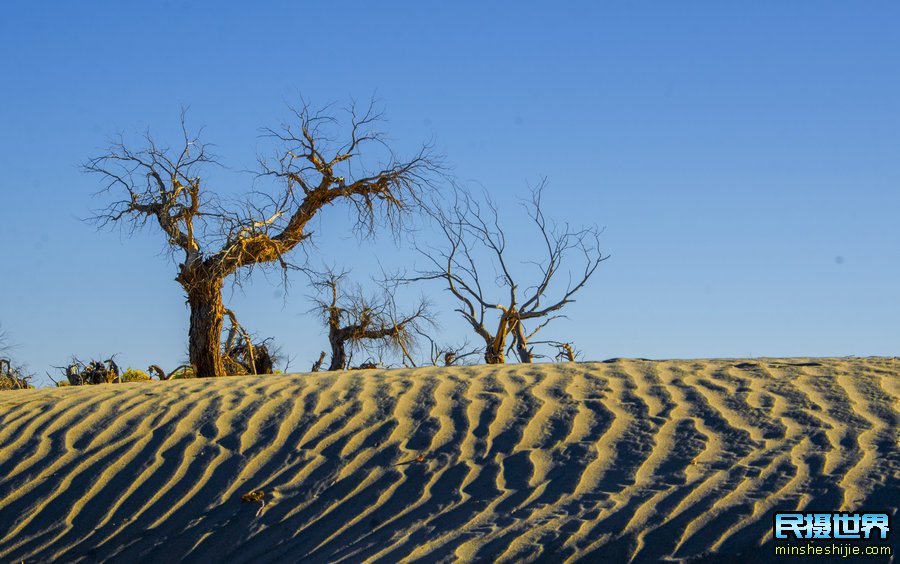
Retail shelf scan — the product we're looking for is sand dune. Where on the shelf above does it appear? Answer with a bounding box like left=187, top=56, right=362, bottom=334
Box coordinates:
left=0, top=358, right=897, bottom=562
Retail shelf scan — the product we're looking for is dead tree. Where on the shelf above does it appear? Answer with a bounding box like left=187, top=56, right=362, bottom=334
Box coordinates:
left=415, top=181, right=605, bottom=364
left=311, top=269, right=432, bottom=371
left=554, top=341, right=578, bottom=362
left=86, top=101, right=439, bottom=377
left=310, top=351, right=327, bottom=372
left=148, top=364, right=192, bottom=380
left=524, top=340, right=580, bottom=362
left=0, top=355, right=32, bottom=390
left=0, top=325, right=9, bottom=357
left=0, top=327, right=20, bottom=388
left=415, top=329, right=480, bottom=367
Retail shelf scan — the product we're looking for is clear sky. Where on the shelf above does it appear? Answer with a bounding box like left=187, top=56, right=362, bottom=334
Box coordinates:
left=1, top=2, right=898, bottom=384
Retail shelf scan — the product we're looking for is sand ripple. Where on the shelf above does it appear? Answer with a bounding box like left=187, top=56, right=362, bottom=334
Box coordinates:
left=0, top=358, right=896, bottom=562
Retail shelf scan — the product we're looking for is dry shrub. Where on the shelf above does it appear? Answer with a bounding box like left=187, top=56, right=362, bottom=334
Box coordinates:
left=122, top=368, right=151, bottom=382
left=0, top=358, right=32, bottom=390
left=64, top=358, right=120, bottom=385
left=224, top=340, right=276, bottom=376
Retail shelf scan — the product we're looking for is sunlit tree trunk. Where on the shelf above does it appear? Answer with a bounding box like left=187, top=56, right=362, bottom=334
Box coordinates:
left=484, top=315, right=511, bottom=364
left=185, top=274, right=226, bottom=378
left=513, top=321, right=533, bottom=363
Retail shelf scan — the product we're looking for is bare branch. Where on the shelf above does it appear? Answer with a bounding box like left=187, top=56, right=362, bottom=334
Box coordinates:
left=411, top=180, right=607, bottom=364
left=308, top=266, right=434, bottom=371
left=85, top=99, right=441, bottom=377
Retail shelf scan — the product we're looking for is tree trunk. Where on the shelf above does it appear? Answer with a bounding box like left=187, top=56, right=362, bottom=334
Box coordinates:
left=311, top=351, right=327, bottom=372
left=186, top=277, right=226, bottom=378
left=484, top=335, right=505, bottom=364
left=484, top=315, right=511, bottom=364
left=329, top=331, right=347, bottom=371
left=484, top=346, right=504, bottom=364
left=513, top=321, right=533, bottom=363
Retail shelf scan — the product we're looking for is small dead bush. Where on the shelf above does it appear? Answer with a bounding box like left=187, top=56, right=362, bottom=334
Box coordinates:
left=63, top=358, right=121, bottom=385
left=0, top=358, right=32, bottom=390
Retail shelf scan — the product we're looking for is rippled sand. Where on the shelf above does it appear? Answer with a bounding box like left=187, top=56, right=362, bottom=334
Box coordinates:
left=0, top=358, right=897, bottom=562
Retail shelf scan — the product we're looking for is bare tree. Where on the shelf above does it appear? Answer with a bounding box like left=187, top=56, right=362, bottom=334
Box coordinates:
left=0, top=324, right=10, bottom=358
left=414, top=181, right=606, bottom=364
left=526, top=339, right=581, bottom=362
left=310, top=268, right=432, bottom=371
left=86, top=100, right=439, bottom=377
left=0, top=324, right=32, bottom=390
left=147, top=364, right=192, bottom=381
left=415, top=329, right=481, bottom=367
left=552, top=341, right=579, bottom=362
left=310, top=351, right=327, bottom=372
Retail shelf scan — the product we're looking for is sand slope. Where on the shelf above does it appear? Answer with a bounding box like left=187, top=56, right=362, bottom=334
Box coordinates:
left=0, top=358, right=897, bottom=562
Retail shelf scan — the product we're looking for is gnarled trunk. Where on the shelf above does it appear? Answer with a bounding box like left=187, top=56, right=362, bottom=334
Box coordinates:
left=484, top=347, right=506, bottom=364
left=186, top=276, right=226, bottom=378
left=513, top=321, right=533, bottom=363
left=484, top=313, right=513, bottom=364
left=484, top=333, right=506, bottom=364
left=328, top=332, right=347, bottom=371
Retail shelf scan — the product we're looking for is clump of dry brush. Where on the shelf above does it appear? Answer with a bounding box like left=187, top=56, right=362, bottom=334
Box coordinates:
left=0, top=326, right=33, bottom=390
left=62, top=358, right=123, bottom=385
left=0, top=358, right=32, bottom=390
left=60, top=336, right=279, bottom=387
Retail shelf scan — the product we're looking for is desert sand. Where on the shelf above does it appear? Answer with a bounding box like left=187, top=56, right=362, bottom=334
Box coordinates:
left=0, top=358, right=897, bottom=562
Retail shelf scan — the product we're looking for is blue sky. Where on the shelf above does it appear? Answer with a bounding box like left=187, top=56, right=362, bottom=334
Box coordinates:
left=1, top=2, right=898, bottom=384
